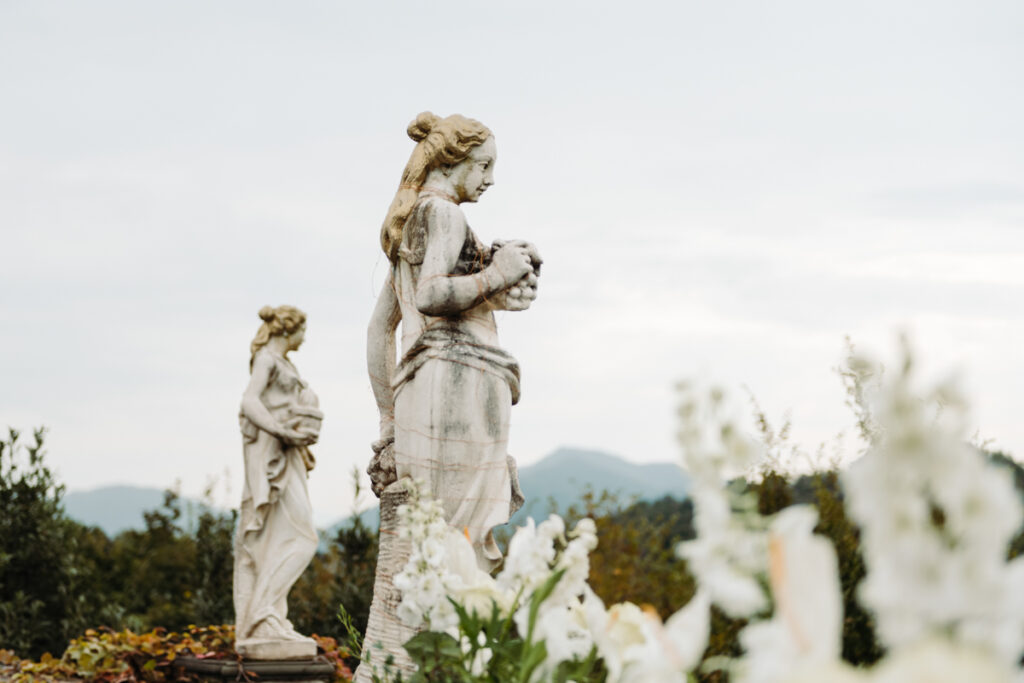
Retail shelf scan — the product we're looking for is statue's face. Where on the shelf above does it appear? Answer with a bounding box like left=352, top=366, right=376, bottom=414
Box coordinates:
left=451, top=136, right=496, bottom=203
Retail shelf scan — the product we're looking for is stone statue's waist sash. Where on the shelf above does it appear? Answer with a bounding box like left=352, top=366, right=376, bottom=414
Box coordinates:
left=393, top=327, right=521, bottom=405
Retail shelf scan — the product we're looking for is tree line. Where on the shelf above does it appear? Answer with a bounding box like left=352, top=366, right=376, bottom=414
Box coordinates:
left=4, top=425, right=1023, bottom=681
left=0, top=428, right=375, bottom=661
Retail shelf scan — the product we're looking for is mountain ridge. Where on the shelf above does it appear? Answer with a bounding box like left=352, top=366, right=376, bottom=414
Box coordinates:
left=63, top=447, right=690, bottom=536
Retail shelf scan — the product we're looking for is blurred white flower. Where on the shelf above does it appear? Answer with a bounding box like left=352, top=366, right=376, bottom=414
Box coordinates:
left=870, top=637, right=1015, bottom=683
left=675, top=384, right=771, bottom=620
left=497, top=517, right=558, bottom=598
left=393, top=479, right=461, bottom=630
left=527, top=599, right=593, bottom=681
left=842, top=343, right=1024, bottom=667
left=736, top=506, right=841, bottom=683
left=504, top=516, right=602, bottom=679
left=784, top=661, right=866, bottom=683
left=444, top=527, right=512, bottom=617
left=585, top=588, right=709, bottom=683
left=460, top=632, right=493, bottom=677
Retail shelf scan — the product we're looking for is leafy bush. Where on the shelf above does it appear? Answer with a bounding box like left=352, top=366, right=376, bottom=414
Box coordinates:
left=0, top=428, right=89, bottom=658
left=0, top=624, right=352, bottom=682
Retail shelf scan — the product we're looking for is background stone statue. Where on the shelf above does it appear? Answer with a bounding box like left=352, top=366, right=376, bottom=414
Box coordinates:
left=235, top=305, right=322, bottom=660
left=357, top=112, right=535, bottom=680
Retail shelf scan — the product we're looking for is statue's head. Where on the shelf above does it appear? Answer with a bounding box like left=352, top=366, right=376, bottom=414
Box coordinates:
left=380, top=112, right=493, bottom=263
left=249, top=305, right=306, bottom=368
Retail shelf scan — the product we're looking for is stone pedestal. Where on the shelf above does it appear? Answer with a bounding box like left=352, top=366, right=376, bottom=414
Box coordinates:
left=236, top=637, right=318, bottom=660
left=354, top=479, right=418, bottom=683
left=176, top=656, right=334, bottom=683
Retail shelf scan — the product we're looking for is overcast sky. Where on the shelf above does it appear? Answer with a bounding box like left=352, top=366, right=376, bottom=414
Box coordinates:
left=2, top=0, right=1022, bottom=525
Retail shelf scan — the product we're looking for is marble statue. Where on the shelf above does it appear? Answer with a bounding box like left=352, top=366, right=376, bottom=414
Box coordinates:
left=356, top=112, right=536, bottom=680
left=235, top=305, right=323, bottom=660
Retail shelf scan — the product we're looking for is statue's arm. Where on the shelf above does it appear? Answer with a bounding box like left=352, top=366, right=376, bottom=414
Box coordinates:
left=241, top=354, right=312, bottom=445
left=367, top=270, right=401, bottom=440
left=241, top=354, right=287, bottom=436
left=415, top=201, right=533, bottom=316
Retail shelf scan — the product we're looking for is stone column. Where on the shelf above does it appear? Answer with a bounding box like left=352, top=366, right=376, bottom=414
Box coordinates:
left=354, top=479, right=418, bottom=683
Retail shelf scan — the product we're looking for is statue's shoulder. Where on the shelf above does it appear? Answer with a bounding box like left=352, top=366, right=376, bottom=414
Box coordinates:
left=251, top=348, right=281, bottom=378
left=401, top=195, right=467, bottom=265
left=417, top=194, right=467, bottom=226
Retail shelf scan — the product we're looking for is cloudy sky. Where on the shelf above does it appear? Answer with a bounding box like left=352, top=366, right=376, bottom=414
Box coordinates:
left=2, top=1, right=1022, bottom=524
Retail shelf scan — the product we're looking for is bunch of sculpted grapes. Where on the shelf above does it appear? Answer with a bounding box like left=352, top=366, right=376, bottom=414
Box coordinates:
left=490, top=239, right=541, bottom=310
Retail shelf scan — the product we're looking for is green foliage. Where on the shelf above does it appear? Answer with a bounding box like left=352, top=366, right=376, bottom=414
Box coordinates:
left=78, top=490, right=238, bottom=633
left=565, top=469, right=888, bottom=681
left=1, top=429, right=378, bottom=664
left=565, top=491, right=696, bottom=620
left=0, top=427, right=88, bottom=658
left=6, top=421, right=1020, bottom=681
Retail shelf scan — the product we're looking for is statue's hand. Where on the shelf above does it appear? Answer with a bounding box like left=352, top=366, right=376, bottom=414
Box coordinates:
left=489, top=243, right=534, bottom=287
left=368, top=436, right=397, bottom=498
left=489, top=243, right=540, bottom=310
left=280, top=427, right=317, bottom=447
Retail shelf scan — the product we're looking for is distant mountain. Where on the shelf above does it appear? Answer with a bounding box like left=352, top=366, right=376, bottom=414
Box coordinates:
left=509, top=447, right=690, bottom=526
left=63, top=486, right=212, bottom=536
left=65, top=448, right=691, bottom=538
left=328, top=447, right=690, bottom=534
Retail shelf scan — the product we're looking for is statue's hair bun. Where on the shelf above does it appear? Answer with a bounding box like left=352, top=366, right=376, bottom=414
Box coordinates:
left=258, top=305, right=276, bottom=322
left=407, top=111, right=440, bottom=142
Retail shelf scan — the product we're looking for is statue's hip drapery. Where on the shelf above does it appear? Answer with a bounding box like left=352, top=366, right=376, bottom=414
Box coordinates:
left=392, top=328, right=520, bottom=569
left=233, top=423, right=318, bottom=641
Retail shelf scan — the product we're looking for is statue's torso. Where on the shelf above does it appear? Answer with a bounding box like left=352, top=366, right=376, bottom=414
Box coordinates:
left=394, top=195, right=499, bottom=354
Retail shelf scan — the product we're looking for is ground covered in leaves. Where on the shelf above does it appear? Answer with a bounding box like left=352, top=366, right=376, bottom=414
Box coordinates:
left=0, top=625, right=351, bottom=682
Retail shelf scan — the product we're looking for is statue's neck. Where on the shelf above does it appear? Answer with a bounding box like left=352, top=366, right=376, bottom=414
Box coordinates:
left=421, top=169, right=460, bottom=204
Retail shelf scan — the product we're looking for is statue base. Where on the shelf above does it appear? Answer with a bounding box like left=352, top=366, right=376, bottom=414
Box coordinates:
left=236, top=637, right=317, bottom=660
left=176, top=655, right=333, bottom=683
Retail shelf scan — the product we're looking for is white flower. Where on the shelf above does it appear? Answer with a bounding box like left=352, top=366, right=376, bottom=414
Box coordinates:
left=784, top=662, right=866, bottom=683
left=394, top=479, right=460, bottom=629
left=527, top=600, right=593, bottom=681
left=396, top=597, right=423, bottom=629
left=421, top=537, right=445, bottom=567
left=444, top=527, right=512, bottom=617
left=663, top=589, right=711, bottom=673
left=538, top=513, right=566, bottom=541
left=678, top=493, right=768, bottom=620
left=841, top=345, right=1024, bottom=666
left=675, top=386, right=771, bottom=620
left=549, top=518, right=599, bottom=607
left=764, top=506, right=842, bottom=664
left=587, top=592, right=709, bottom=683
left=497, top=517, right=558, bottom=598
left=870, top=637, right=1015, bottom=683
left=459, top=632, right=493, bottom=676
left=589, top=600, right=646, bottom=682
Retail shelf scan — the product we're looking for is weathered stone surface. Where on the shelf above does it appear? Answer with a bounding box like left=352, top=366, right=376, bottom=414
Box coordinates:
left=361, top=112, right=538, bottom=680
left=354, top=480, right=417, bottom=683
left=235, top=306, right=322, bottom=660
left=235, top=637, right=317, bottom=660
left=177, top=655, right=333, bottom=682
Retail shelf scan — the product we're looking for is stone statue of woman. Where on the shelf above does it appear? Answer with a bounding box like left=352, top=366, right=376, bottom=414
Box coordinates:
left=235, top=305, right=322, bottom=660
left=367, top=111, right=538, bottom=570
left=357, top=111, right=537, bottom=681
